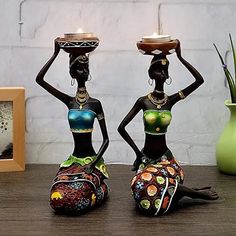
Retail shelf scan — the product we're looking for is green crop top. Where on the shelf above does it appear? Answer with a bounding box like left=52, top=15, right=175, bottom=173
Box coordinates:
left=143, top=110, right=172, bottom=135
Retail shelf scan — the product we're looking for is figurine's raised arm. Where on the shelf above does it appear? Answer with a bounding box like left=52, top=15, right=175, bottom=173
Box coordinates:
left=170, top=40, right=204, bottom=105
left=36, top=38, right=71, bottom=105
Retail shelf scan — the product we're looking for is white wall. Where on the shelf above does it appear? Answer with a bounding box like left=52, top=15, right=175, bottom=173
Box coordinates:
left=0, top=0, right=234, bottom=165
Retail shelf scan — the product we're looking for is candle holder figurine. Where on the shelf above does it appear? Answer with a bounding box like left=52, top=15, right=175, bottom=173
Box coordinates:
left=137, top=33, right=178, bottom=55
left=36, top=30, right=109, bottom=214
left=118, top=34, right=219, bottom=216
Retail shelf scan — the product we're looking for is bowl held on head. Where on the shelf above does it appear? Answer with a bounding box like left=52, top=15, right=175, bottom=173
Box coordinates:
left=56, top=36, right=99, bottom=54
left=137, top=39, right=178, bottom=56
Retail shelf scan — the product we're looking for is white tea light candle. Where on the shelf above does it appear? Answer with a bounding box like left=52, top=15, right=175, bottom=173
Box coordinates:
left=142, top=33, right=171, bottom=43
left=64, top=28, right=94, bottom=40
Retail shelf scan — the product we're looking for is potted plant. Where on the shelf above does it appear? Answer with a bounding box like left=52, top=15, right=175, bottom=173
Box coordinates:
left=214, top=34, right=236, bottom=174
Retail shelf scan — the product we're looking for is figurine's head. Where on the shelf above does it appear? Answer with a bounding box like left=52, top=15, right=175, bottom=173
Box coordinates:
left=148, top=55, right=169, bottom=83
left=69, top=54, right=89, bottom=82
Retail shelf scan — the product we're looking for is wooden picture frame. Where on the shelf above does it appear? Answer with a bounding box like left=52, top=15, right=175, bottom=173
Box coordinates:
left=0, top=87, right=25, bottom=171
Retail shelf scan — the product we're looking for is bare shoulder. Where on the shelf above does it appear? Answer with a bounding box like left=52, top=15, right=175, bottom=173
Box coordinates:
left=88, top=97, right=104, bottom=115
left=167, top=92, right=183, bottom=107
left=168, top=93, right=178, bottom=100
left=137, top=94, right=150, bottom=106
left=136, top=95, right=146, bottom=104
left=89, top=97, right=102, bottom=106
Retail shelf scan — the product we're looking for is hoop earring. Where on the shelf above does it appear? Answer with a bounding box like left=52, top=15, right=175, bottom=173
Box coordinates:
left=71, top=78, right=75, bottom=86
left=148, top=78, right=154, bottom=86
left=88, top=74, right=92, bottom=81
left=165, top=76, right=172, bottom=85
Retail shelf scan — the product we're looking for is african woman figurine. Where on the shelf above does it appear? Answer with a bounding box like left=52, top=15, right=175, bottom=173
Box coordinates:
left=118, top=39, right=218, bottom=216
left=36, top=38, right=109, bottom=214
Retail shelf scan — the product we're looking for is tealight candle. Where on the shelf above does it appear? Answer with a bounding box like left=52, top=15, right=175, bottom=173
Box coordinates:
left=64, top=28, right=94, bottom=40
left=142, top=33, right=171, bottom=43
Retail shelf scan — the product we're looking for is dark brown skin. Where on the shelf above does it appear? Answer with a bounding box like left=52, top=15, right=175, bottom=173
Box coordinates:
left=36, top=39, right=109, bottom=172
left=118, top=40, right=218, bottom=200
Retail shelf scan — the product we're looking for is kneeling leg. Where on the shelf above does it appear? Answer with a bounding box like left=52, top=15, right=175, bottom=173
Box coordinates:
left=175, top=184, right=219, bottom=201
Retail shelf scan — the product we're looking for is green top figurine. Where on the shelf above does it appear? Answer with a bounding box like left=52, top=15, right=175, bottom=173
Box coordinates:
left=118, top=38, right=219, bottom=215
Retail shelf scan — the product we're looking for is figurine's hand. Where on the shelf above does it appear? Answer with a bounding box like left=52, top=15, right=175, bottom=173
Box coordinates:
left=131, top=152, right=143, bottom=172
left=54, top=38, right=61, bottom=55
left=175, top=39, right=181, bottom=58
left=83, top=158, right=97, bottom=174
left=84, top=163, right=95, bottom=174
left=132, top=159, right=141, bottom=172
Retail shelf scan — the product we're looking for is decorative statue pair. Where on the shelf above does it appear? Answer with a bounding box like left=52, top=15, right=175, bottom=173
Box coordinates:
left=36, top=38, right=218, bottom=216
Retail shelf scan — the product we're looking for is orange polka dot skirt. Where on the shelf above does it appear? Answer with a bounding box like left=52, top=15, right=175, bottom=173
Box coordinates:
left=131, top=155, right=184, bottom=215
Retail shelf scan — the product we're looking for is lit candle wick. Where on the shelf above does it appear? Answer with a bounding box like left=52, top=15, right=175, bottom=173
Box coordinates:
left=77, top=28, right=83, bottom=33
left=64, top=28, right=94, bottom=40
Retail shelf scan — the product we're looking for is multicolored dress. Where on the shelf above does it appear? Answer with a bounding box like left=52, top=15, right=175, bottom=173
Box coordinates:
left=131, top=108, right=184, bottom=215
left=50, top=155, right=109, bottom=214
left=131, top=150, right=184, bottom=216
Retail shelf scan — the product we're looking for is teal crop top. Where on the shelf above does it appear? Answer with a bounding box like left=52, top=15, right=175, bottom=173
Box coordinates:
left=68, top=109, right=98, bottom=133
left=143, top=110, right=172, bottom=135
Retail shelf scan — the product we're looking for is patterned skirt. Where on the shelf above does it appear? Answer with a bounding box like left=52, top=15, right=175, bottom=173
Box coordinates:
left=131, top=150, right=184, bottom=216
left=50, top=155, right=109, bottom=214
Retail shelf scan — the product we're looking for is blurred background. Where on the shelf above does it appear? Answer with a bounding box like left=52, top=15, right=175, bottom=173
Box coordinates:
left=0, top=0, right=234, bottom=165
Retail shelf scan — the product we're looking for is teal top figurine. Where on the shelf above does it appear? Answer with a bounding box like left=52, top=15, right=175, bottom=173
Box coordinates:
left=118, top=36, right=219, bottom=216
left=36, top=33, right=109, bottom=214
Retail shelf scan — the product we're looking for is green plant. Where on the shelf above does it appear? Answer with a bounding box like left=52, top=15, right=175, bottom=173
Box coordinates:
left=214, top=34, right=236, bottom=103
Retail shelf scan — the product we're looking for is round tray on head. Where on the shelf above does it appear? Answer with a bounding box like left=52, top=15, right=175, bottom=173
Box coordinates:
left=137, top=39, right=178, bottom=56
left=56, top=37, right=99, bottom=54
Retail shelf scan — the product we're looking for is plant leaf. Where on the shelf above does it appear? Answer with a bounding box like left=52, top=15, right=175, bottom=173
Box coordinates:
left=229, top=33, right=236, bottom=84
left=224, top=68, right=236, bottom=102
left=213, top=43, right=226, bottom=66
left=214, top=43, right=236, bottom=102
